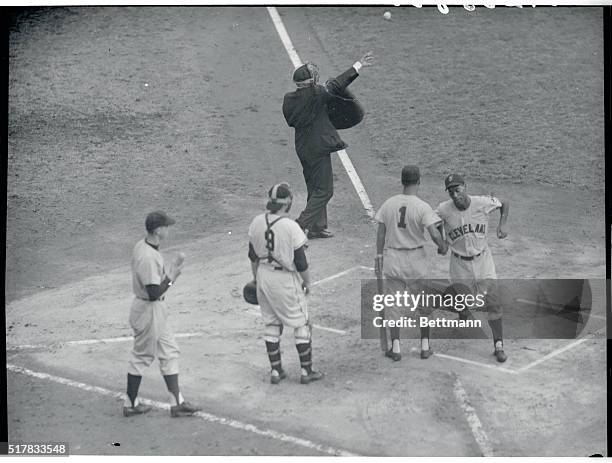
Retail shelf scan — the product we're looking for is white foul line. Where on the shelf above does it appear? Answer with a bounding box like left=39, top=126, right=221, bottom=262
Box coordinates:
left=516, top=332, right=601, bottom=373
left=312, top=265, right=361, bottom=287
left=435, top=352, right=519, bottom=375
left=335, top=150, right=376, bottom=218
left=451, top=373, right=494, bottom=457
left=266, top=7, right=376, bottom=219
left=266, top=7, right=301, bottom=68
left=7, top=363, right=359, bottom=457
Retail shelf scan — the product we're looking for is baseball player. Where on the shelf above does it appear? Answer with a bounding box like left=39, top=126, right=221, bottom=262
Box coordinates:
left=247, top=182, right=323, bottom=385
left=375, top=166, right=448, bottom=361
left=123, top=211, right=202, bottom=417
left=435, top=174, right=510, bottom=362
left=282, top=52, right=374, bottom=239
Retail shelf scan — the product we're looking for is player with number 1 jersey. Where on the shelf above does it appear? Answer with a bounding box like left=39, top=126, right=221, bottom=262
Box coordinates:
left=374, top=166, right=447, bottom=361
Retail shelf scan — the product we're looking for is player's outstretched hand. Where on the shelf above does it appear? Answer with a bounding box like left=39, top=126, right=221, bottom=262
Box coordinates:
left=497, top=225, right=508, bottom=239
left=359, top=51, right=375, bottom=67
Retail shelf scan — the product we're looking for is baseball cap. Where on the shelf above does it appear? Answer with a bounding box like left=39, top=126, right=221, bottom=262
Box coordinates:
left=266, top=182, right=293, bottom=209
left=444, top=173, right=465, bottom=190
left=401, top=165, right=420, bottom=185
left=145, top=211, right=176, bottom=233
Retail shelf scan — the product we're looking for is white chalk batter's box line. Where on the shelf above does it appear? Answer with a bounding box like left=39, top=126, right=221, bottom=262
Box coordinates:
left=6, top=363, right=358, bottom=457
left=8, top=265, right=604, bottom=376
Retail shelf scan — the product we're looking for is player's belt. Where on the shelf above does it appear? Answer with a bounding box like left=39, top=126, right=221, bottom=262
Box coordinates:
left=135, top=296, right=165, bottom=301
left=261, top=264, right=287, bottom=271
left=389, top=246, right=424, bottom=251
left=452, top=251, right=483, bottom=261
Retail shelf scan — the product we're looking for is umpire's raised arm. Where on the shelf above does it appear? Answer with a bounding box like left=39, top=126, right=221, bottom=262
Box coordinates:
left=325, top=51, right=375, bottom=97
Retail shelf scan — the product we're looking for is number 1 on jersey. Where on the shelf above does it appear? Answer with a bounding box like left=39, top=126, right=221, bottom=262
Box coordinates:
left=398, top=206, right=407, bottom=229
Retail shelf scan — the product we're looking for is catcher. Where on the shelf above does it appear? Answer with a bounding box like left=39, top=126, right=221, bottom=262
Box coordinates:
left=247, top=182, right=323, bottom=385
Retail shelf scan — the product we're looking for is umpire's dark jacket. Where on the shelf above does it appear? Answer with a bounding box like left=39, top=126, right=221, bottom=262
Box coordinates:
left=282, top=67, right=359, bottom=162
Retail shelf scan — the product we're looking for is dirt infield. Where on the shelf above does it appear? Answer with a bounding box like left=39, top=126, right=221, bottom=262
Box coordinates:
left=6, top=6, right=606, bottom=456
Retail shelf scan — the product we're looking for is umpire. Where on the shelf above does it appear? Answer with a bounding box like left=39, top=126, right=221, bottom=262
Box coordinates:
left=282, top=52, right=374, bottom=239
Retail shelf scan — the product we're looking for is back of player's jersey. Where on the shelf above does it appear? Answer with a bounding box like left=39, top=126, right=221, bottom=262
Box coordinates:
left=248, top=213, right=307, bottom=271
left=375, top=195, right=440, bottom=249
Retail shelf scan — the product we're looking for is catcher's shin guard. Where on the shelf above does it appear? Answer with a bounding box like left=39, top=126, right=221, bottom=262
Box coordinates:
left=266, top=341, right=282, bottom=373
left=325, top=85, right=365, bottom=130
left=296, top=342, right=313, bottom=374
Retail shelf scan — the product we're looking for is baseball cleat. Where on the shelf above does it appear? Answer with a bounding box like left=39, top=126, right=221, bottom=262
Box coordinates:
left=270, top=369, right=287, bottom=385
left=123, top=403, right=152, bottom=417
left=385, top=349, right=402, bottom=361
left=300, top=370, right=324, bottom=384
left=307, top=230, right=334, bottom=239
left=494, top=349, right=507, bottom=363
left=420, top=348, right=434, bottom=359
left=170, top=401, right=202, bottom=418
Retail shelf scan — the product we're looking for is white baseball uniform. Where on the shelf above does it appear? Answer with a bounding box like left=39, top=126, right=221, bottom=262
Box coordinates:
left=128, top=239, right=180, bottom=377
left=248, top=213, right=308, bottom=329
left=375, top=194, right=441, bottom=319
left=435, top=195, right=501, bottom=283
left=375, top=194, right=441, bottom=281
left=436, top=195, right=503, bottom=324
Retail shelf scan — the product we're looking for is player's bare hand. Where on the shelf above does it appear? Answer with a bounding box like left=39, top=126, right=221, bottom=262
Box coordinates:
left=497, top=226, right=508, bottom=239
left=173, top=252, right=186, bottom=269
left=303, top=283, right=310, bottom=295
left=437, top=242, right=449, bottom=255
left=359, top=51, right=375, bottom=67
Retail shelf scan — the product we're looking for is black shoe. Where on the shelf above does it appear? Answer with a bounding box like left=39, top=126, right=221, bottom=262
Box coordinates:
left=123, top=402, right=152, bottom=417
left=307, top=230, right=334, bottom=239
left=170, top=401, right=202, bottom=417
left=300, top=370, right=324, bottom=384
left=385, top=349, right=401, bottom=361
left=494, top=349, right=507, bottom=363
left=420, top=348, right=434, bottom=359
left=270, top=369, right=287, bottom=385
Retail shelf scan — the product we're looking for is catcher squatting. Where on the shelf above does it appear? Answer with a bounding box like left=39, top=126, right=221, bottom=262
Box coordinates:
left=121, top=54, right=510, bottom=418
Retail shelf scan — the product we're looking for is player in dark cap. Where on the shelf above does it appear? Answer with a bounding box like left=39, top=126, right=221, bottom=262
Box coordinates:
left=435, top=174, right=510, bottom=362
left=282, top=52, right=374, bottom=239
left=123, top=211, right=202, bottom=417
left=374, top=166, right=447, bottom=361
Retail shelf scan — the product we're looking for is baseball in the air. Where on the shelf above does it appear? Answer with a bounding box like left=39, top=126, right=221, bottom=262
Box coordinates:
left=383, top=11, right=392, bottom=20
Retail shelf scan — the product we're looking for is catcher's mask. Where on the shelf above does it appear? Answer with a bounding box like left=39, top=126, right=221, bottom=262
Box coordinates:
left=293, top=62, right=319, bottom=88
left=266, top=182, right=293, bottom=212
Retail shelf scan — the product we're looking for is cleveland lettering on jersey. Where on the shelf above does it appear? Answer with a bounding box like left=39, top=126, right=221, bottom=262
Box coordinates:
left=448, top=223, right=486, bottom=241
